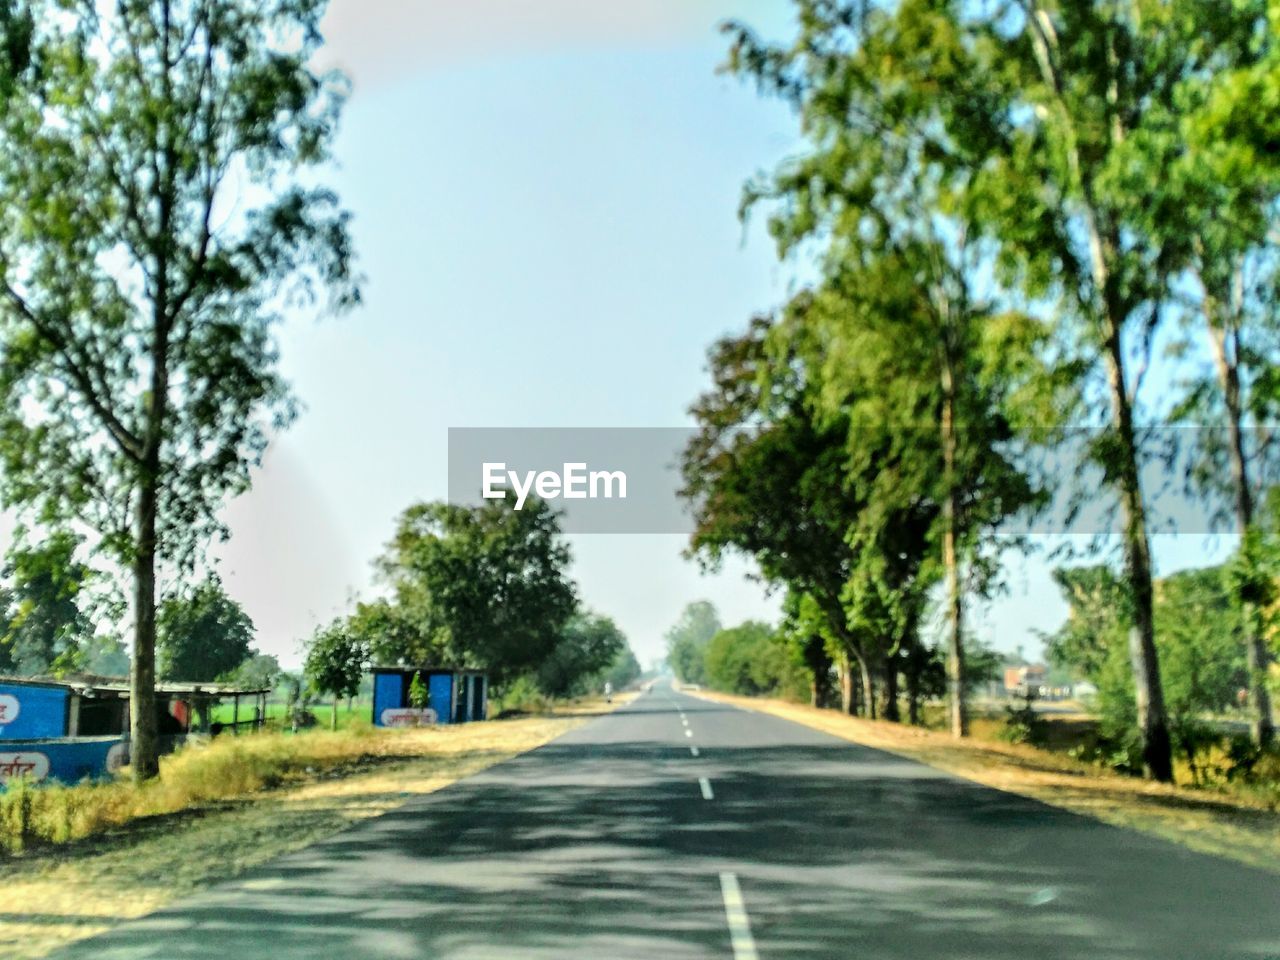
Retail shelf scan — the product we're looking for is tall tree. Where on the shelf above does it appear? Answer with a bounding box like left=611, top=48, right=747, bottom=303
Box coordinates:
left=723, top=3, right=1044, bottom=737
left=377, top=498, right=577, bottom=686
left=0, top=1, right=358, bottom=778
left=663, top=601, right=721, bottom=686
left=536, top=611, right=627, bottom=699
left=156, top=577, right=254, bottom=682
left=1162, top=2, right=1280, bottom=746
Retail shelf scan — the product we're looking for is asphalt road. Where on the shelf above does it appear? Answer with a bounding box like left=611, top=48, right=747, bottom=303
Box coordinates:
left=56, top=680, right=1280, bottom=959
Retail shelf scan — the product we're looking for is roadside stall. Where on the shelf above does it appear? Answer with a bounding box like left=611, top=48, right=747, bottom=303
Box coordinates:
left=0, top=674, right=270, bottom=785
left=371, top=666, right=488, bottom=727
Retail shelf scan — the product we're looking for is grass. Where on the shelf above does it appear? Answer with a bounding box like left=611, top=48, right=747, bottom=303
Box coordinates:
left=692, top=689, right=1280, bottom=875
left=0, top=698, right=631, bottom=960
left=207, top=698, right=368, bottom=731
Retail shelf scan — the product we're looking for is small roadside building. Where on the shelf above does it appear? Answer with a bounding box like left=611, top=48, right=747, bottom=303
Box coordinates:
left=0, top=674, right=270, bottom=785
left=371, top=666, right=488, bottom=727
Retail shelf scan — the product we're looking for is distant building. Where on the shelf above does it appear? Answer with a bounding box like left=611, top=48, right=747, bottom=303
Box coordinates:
left=1003, top=664, right=1047, bottom=697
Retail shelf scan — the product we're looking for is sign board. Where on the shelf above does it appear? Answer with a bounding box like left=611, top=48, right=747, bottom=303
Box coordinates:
left=0, top=693, right=19, bottom=726
left=379, top=708, right=438, bottom=728
left=0, top=751, right=50, bottom=783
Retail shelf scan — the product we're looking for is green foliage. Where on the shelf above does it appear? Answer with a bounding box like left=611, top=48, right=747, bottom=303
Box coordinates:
left=157, top=578, right=255, bottom=682
left=0, top=529, right=94, bottom=676
left=303, top=619, right=368, bottom=701
left=0, top=0, right=358, bottom=777
left=602, top=646, right=642, bottom=692
left=536, top=611, right=628, bottom=699
left=664, top=601, right=720, bottom=685
left=1000, top=693, right=1048, bottom=747
left=230, top=653, right=283, bottom=693
left=408, top=671, right=428, bottom=710
left=375, top=498, right=577, bottom=684
left=704, top=620, right=808, bottom=700
left=1047, top=563, right=1248, bottom=775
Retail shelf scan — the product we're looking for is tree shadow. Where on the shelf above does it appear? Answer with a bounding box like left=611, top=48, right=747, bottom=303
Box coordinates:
left=49, top=710, right=1280, bottom=960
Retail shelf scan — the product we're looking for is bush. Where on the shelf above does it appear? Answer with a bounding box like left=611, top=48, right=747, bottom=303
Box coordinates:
left=999, top=694, right=1047, bottom=746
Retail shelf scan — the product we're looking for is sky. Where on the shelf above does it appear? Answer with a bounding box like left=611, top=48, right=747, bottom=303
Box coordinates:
left=200, top=0, right=1235, bottom=670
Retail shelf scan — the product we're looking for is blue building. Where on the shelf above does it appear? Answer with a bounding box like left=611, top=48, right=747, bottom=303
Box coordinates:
left=371, top=667, right=488, bottom=727
left=0, top=674, right=270, bottom=786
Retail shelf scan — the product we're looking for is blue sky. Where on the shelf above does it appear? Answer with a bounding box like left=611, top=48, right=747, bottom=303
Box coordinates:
left=210, top=0, right=1235, bottom=670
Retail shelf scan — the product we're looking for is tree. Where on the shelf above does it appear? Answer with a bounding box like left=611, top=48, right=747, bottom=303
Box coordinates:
left=1046, top=563, right=1247, bottom=776
left=704, top=621, right=807, bottom=699
left=602, top=646, right=642, bottom=692
left=230, top=652, right=283, bottom=692
left=536, top=611, right=627, bottom=699
left=156, top=578, right=254, bottom=682
left=0, top=0, right=358, bottom=778
left=1, top=529, right=94, bottom=676
left=663, top=601, right=721, bottom=686
left=1161, top=4, right=1280, bottom=747
left=682, top=313, right=871, bottom=712
left=723, top=3, right=1045, bottom=737
left=377, top=498, right=577, bottom=685
left=304, top=619, right=368, bottom=731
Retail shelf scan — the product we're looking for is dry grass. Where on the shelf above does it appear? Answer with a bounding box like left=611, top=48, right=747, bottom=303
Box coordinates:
left=693, top=690, right=1280, bottom=874
left=0, top=702, right=616, bottom=960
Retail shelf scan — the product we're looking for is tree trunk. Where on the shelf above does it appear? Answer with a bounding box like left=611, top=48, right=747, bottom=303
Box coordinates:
left=940, top=341, right=967, bottom=739
left=1205, top=296, right=1274, bottom=747
left=857, top=654, right=876, bottom=720
left=129, top=479, right=160, bottom=781
left=332, top=695, right=339, bottom=731
left=838, top=656, right=855, bottom=715
left=802, top=635, right=832, bottom=708
left=1102, top=321, right=1174, bottom=782
left=882, top=655, right=900, bottom=722
left=906, top=663, right=921, bottom=726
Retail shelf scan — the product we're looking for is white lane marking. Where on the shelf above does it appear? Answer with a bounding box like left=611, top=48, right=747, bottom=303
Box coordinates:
left=681, top=716, right=689, bottom=726
left=684, top=728, right=693, bottom=738
left=690, top=745, right=700, bottom=757
left=719, top=872, right=759, bottom=960
left=699, top=777, right=714, bottom=800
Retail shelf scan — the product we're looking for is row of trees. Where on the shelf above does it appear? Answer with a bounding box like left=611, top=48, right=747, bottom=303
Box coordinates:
left=302, top=497, right=640, bottom=714
left=665, top=601, right=1000, bottom=723
left=688, top=0, right=1280, bottom=781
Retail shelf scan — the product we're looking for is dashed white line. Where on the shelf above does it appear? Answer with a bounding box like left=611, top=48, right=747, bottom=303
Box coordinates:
left=699, top=777, right=714, bottom=800
left=690, top=745, right=700, bottom=757
left=684, top=729, right=693, bottom=738
left=719, top=872, right=759, bottom=960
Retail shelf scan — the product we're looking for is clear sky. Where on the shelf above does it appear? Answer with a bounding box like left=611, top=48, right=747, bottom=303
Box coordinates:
left=206, top=0, right=1234, bottom=670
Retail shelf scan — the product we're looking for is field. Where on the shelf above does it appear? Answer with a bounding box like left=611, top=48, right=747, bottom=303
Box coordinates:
left=207, top=698, right=369, bottom=731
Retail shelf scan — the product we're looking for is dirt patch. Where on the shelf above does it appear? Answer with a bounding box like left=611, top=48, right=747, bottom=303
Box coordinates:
left=692, top=690, right=1280, bottom=874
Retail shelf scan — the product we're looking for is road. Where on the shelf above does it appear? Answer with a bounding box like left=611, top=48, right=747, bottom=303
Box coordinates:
left=57, top=680, right=1280, bottom=959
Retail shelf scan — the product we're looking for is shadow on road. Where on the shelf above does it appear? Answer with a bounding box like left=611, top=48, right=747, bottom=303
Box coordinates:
left=52, top=703, right=1280, bottom=960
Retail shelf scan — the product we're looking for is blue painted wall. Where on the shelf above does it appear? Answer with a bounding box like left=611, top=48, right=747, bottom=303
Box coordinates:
left=429, top=673, right=454, bottom=724
left=0, top=737, right=125, bottom=785
left=0, top=682, right=69, bottom=740
left=372, top=672, right=403, bottom=722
